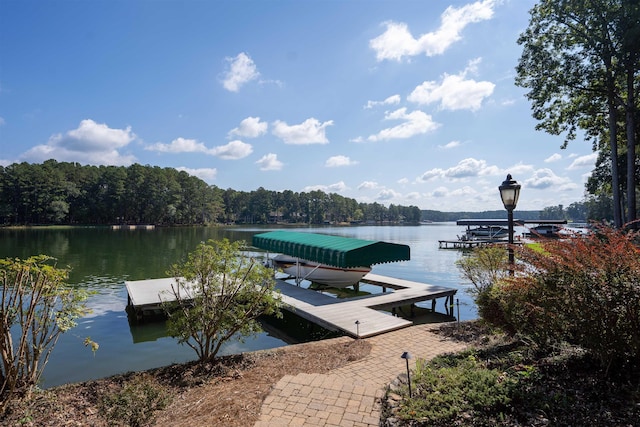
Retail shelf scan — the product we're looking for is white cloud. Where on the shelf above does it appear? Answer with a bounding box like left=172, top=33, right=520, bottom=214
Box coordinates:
left=0, top=117, right=5, bottom=126
left=506, top=163, right=536, bottom=177
left=212, top=140, right=253, bottom=160
left=430, top=186, right=450, bottom=197
left=405, top=191, right=421, bottom=200
left=364, top=94, right=401, bottom=109
left=176, top=167, right=218, bottom=183
left=146, top=138, right=252, bottom=160
left=228, top=116, right=268, bottom=138
left=255, top=153, right=283, bottom=171
left=367, top=108, right=439, bottom=142
left=429, top=185, right=477, bottom=198
left=325, top=155, right=358, bottom=167
left=418, top=158, right=500, bottom=182
left=525, top=168, right=576, bottom=190
left=544, top=153, right=562, bottom=163
left=450, top=186, right=479, bottom=197
left=369, top=0, right=496, bottom=61
left=408, top=59, right=495, bottom=111
left=272, top=118, right=333, bottom=145
left=145, top=137, right=209, bottom=153
left=567, top=152, right=598, bottom=170
left=439, top=140, right=461, bottom=149
left=328, top=181, right=348, bottom=192
left=22, top=119, right=136, bottom=166
left=377, top=189, right=400, bottom=200
left=446, top=158, right=492, bottom=178
left=358, top=181, right=380, bottom=190
left=397, top=178, right=410, bottom=185
left=303, top=181, right=348, bottom=193
left=222, top=52, right=260, bottom=92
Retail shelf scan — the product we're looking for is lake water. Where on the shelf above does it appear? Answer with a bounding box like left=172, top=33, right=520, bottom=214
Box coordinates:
left=0, top=224, right=481, bottom=388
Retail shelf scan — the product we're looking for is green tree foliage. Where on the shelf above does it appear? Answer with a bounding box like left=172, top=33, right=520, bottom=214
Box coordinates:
left=516, top=0, right=640, bottom=227
left=490, top=225, right=640, bottom=370
left=0, top=256, right=92, bottom=410
left=0, top=161, right=423, bottom=226
left=163, top=239, right=282, bottom=361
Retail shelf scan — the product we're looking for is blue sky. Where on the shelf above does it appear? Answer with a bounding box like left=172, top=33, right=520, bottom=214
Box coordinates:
left=0, top=0, right=597, bottom=211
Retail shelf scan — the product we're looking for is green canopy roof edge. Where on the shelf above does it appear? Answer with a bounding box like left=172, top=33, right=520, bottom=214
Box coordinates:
left=252, top=231, right=410, bottom=268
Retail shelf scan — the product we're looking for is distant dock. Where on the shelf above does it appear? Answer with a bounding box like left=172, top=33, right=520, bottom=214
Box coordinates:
left=111, top=224, right=155, bottom=230
left=438, top=239, right=512, bottom=249
left=125, top=273, right=457, bottom=338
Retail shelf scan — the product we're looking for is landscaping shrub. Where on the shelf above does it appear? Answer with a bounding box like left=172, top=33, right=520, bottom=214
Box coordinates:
left=395, top=351, right=516, bottom=425
left=456, top=246, right=510, bottom=323
left=497, top=224, right=640, bottom=368
left=98, top=374, right=170, bottom=427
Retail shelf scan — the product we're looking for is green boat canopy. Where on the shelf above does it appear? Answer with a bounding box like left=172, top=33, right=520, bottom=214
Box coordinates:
left=252, top=231, right=410, bottom=268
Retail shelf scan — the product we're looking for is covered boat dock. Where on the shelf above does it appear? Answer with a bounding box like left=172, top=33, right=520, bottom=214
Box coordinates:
left=251, top=230, right=411, bottom=269
left=251, top=231, right=455, bottom=337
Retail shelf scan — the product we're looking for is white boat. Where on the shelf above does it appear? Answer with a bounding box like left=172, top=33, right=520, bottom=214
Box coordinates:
left=463, top=225, right=508, bottom=240
left=271, top=254, right=371, bottom=288
left=527, top=224, right=564, bottom=238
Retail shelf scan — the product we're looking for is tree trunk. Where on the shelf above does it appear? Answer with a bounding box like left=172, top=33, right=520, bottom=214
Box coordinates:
left=626, top=64, right=637, bottom=227
left=609, top=95, right=623, bottom=228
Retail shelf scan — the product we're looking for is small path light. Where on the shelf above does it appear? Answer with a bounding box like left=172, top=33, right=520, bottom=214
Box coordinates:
left=355, top=320, right=360, bottom=337
left=401, top=351, right=412, bottom=398
left=499, top=174, right=521, bottom=271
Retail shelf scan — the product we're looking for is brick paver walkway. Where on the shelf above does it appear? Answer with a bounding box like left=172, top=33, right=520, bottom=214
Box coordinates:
left=254, top=323, right=467, bottom=426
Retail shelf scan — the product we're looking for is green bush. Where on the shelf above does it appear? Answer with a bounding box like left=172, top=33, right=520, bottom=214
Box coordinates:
left=456, top=246, right=513, bottom=328
left=98, top=374, right=170, bottom=427
left=396, top=351, right=515, bottom=424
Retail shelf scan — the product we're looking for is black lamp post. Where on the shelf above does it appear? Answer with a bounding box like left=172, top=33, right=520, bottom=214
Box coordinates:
left=401, top=351, right=412, bottom=398
left=499, top=174, right=521, bottom=267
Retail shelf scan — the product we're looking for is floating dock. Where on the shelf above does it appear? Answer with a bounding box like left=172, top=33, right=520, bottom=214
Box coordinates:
left=125, top=273, right=457, bottom=338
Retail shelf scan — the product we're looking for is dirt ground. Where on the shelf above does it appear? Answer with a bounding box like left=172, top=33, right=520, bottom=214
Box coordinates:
left=1, top=337, right=371, bottom=427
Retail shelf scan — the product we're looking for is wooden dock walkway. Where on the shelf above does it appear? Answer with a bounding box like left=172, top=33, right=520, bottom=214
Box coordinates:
left=125, top=273, right=457, bottom=338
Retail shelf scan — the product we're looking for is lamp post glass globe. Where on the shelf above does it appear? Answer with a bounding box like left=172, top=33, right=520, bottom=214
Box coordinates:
left=499, top=174, right=521, bottom=211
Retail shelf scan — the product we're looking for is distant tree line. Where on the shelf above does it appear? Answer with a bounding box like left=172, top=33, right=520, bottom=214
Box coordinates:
left=420, top=210, right=545, bottom=222
left=0, top=161, right=422, bottom=226
left=422, top=201, right=602, bottom=224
